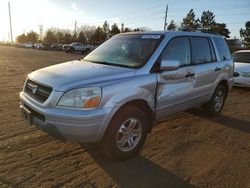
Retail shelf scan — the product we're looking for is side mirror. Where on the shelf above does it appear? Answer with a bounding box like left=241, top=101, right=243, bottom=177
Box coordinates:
left=160, top=60, right=180, bottom=71
left=233, top=72, right=240, bottom=77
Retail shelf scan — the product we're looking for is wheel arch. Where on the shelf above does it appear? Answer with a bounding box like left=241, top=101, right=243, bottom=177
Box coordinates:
left=218, top=79, right=229, bottom=97
left=97, top=99, right=155, bottom=142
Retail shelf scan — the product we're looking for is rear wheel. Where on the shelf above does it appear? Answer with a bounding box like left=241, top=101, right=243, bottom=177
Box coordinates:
left=103, top=106, right=149, bottom=160
left=203, top=84, right=227, bottom=116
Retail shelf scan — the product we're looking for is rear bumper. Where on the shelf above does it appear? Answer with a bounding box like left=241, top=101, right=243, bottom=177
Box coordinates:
left=20, top=92, right=112, bottom=143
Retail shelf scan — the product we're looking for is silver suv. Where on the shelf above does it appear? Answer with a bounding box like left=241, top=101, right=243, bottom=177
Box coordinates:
left=20, top=31, right=233, bottom=160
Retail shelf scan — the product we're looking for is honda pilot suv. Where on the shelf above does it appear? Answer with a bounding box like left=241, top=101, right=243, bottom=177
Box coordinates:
left=20, top=31, right=233, bottom=160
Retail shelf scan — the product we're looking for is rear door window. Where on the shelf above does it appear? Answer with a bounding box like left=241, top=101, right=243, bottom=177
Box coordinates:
left=213, top=37, right=231, bottom=61
left=190, top=37, right=212, bottom=64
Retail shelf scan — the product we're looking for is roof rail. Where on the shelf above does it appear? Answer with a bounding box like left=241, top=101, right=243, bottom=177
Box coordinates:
left=200, top=31, right=220, bottom=35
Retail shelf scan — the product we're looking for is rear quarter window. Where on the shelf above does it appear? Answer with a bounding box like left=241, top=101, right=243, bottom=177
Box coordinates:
left=213, top=37, right=231, bottom=61
left=190, top=37, right=212, bottom=64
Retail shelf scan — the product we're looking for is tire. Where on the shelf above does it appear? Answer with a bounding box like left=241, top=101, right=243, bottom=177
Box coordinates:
left=102, top=105, right=149, bottom=160
left=203, top=84, right=227, bottom=116
left=69, top=48, right=75, bottom=53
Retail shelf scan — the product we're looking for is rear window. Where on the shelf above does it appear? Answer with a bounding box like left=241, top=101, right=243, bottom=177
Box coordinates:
left=191, top=37, right=212, bottom=64
left=213, top=37, right=231, bottom=61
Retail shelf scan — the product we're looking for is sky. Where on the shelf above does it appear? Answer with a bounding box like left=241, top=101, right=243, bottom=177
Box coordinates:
left=0, top=0, right=249, bottom=42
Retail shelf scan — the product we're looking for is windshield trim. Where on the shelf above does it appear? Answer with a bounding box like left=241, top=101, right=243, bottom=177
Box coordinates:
left=83, top=59, right=137, bottom=69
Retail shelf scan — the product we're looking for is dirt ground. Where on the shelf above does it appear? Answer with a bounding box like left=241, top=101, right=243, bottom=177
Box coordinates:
left=0, top=46, right=249, bottom=188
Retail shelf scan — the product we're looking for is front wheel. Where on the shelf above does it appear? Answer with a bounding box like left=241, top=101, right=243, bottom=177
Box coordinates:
left=102, top=106, right=149, bottom=160
left=203, top=84, right=227, bottom=116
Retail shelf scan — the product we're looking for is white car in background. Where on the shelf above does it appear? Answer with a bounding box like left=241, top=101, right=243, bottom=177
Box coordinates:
left=22, top=42, right=35, bottom=48
left=233, top=50, right=250, bottom=87
left=35, top=43, right=43, bottom=49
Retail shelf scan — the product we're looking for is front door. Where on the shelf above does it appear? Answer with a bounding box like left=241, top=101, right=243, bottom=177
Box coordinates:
left=156, top=36, right=196, bottom=120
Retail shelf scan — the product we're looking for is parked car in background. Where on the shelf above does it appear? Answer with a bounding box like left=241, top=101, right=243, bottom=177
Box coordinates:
left=20, top=31, right=233, bottom=160
left=64, top=42, right=93, bottom=53
left=22, top=42, right=35, bottom=48
left=50, top=43, right=64, bottom=51
left=233, top=50, right=250, bottom=87
left=35, top=43, right=44, bottom=49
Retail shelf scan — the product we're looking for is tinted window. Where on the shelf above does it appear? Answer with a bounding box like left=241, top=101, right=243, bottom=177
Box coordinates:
left=191, top=37, right=212, bottom=64
left=232, top=52, right=250, bottom=63
left=213, top=37, right=231, bottom=61
left=162, top=37, right=191, bottom=66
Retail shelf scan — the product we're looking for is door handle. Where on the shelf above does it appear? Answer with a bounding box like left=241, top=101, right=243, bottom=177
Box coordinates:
left=185, top=72, right=195, bottom=78
left=214, top=67, right=221, bottom=71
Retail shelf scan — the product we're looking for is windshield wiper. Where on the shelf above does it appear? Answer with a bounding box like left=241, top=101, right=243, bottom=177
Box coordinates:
left=85, top=60, right=115, bottom=66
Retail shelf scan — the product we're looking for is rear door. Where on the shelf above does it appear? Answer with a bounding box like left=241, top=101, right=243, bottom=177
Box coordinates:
left=190, top=36, right=219, bottom=104
left=156, top=37, right=196, bottom=119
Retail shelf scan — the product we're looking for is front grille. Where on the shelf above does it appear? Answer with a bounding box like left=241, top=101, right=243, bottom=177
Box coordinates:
left=24, top=79, right=52, bottom=103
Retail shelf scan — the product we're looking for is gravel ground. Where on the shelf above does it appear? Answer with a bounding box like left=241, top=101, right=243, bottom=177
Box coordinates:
left=0, top=46, right=249, bottom=188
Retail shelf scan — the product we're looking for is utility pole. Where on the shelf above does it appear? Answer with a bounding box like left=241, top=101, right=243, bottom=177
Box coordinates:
left=8, top=2, right=13, bottom=43
left=163, top=4, right=168, bottom=31
left=74, top=20, right=77, bottom=33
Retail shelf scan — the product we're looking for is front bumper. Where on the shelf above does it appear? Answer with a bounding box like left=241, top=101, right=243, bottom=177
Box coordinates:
left=20, top=92, right=112, bottom=143
left=234, top=76, right=250, bottom=87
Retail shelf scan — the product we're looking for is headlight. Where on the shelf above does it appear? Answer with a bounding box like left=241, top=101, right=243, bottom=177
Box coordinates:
left=242, top=72, right=250, bottom=77
left=57, top=87, right=101, bottom=108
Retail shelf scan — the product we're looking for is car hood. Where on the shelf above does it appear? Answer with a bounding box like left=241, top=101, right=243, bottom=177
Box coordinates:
left=234, top=62, right=250, bottom=73
left=28, top=60, right=135, bottom=91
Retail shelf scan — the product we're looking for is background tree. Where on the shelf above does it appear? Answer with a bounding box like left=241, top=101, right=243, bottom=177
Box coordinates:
left=78, top=25, right=96, bottom=43
left=43, top=30, right=57, bottom=44
left=63, top=32, right=73, bottom=44
left=103, top=21, right=110, bottom=39
left=91, top=26, right=106, bottom=44
left=123, top=27, right=132, bottom=33
left=167, top=20, right=177, bottom=31
left=25, top=31, right=39, bottom=42
left=240, top=21, right=250, bottom=48
left=214, top=23, right=230, bottom=38
left=56, top=30, right=65, bottom=43
left=77, top=31, right=87, bottom=43
left=133, top=27, right=149, bottom=32
left=110, top=23, right=120, bottom=36
left=16, top=34, right=27, bottom=43
left=180, top=9, right=199, bottom=31
left=199, top=10, right=216, bottom=32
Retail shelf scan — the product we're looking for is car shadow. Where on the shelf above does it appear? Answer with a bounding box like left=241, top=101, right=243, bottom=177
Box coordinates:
left=188, top=109, right=250, bottom=134
left=233, top=86, right=250, bottom=91
left=84, top=146, right=194, bottom=188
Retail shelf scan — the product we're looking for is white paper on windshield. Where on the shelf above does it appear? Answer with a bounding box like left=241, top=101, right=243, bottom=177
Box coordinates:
left=141, top=35, right=161, bottom=39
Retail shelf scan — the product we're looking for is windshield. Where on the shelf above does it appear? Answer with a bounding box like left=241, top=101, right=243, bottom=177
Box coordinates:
left=232, top=52, right=250, bottom=63
left=83, top=34, right=163, bottom=68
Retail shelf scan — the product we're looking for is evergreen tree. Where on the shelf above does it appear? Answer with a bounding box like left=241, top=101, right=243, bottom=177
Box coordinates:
left=180, top=9, right=199, bottom=31
left=167, top=20, right=177, bottom=31
left=199, top=10, right=216, bottom=32
left=240, top=21, right=250, bottom=47
left=103, top=21, right=110, bottom=39
left=78, top=31, right=87, bottom=43
left=214, top=23, right=230, bottom=38
left=91, top=26, right=106, bottom=44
